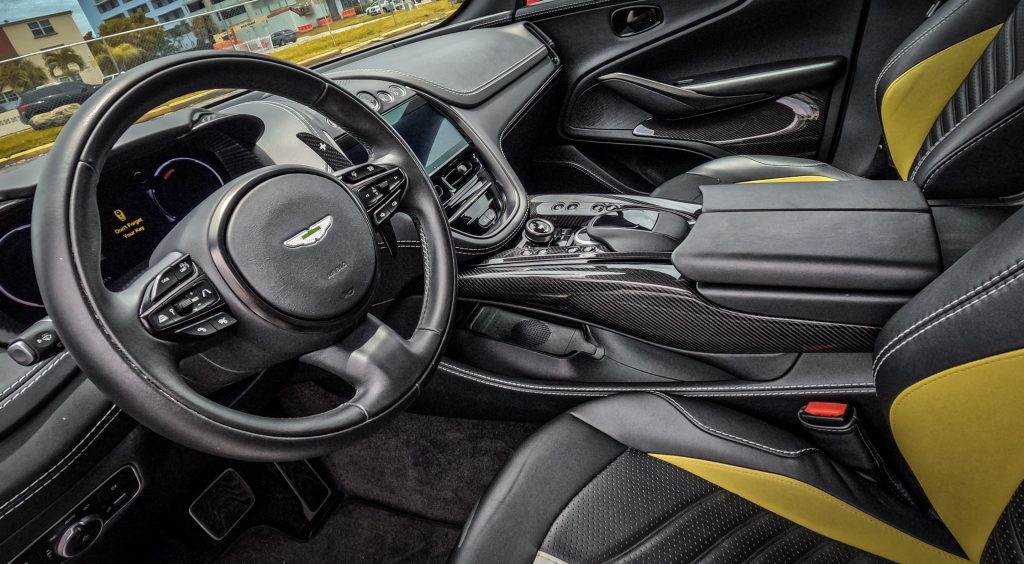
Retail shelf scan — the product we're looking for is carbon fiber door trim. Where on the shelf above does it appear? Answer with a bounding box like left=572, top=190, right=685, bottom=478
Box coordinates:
left=458, top=262, right=878, bottom=354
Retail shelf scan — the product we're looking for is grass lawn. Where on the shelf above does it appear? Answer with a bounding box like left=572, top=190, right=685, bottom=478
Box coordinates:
left=0, top=3, right=457, bottom=168
left=0, top=127, right=62, bottom=160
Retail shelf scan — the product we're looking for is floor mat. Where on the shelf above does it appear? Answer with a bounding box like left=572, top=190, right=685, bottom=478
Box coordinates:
left=279, top=381, right=540, bottom=524
left=217, top=501, right=459, bottom=564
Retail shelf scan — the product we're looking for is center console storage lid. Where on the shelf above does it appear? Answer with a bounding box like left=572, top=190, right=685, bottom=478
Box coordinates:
left=701, top=180, right=929, bottom=212
left=673, top=181, right=941, bottom=291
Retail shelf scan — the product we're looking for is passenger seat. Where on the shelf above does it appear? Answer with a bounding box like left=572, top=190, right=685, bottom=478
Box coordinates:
left=652, top=0, right=1024, bottom=203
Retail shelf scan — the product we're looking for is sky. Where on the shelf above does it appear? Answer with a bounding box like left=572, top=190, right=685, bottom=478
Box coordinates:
left=1, top=0, right=94, bottom=35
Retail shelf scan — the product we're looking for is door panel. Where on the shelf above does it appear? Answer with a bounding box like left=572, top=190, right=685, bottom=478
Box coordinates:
left=513, top=0, right=870, bottom=193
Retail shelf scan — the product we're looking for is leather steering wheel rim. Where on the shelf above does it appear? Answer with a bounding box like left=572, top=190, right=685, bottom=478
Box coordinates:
left=32, top=51, right=456, bottom=461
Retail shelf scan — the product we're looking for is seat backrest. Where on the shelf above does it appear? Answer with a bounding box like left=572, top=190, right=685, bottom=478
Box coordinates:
left=875, top=0, right=1024, bottom=199
left=875, top=205, right=1024, bottom=561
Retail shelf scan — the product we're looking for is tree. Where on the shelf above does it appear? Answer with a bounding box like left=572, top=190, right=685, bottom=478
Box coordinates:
left=0, top=59, right=48, bottom=94
left=190, top=14, right=219, bottom=50
left=43, top=48, right=86, bottom=80
left=98, top=10, right=169, bottom=60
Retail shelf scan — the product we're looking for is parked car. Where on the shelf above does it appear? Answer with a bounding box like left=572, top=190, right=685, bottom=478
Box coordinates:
left=366, top=0, right=395, bottom=15
left=270, top=29, right=298, bottom=47
left=16, top=81, right=101, bottom=128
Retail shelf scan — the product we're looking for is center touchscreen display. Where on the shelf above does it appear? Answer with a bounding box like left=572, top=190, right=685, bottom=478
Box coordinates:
left=384, top=97, right=469, bottom=174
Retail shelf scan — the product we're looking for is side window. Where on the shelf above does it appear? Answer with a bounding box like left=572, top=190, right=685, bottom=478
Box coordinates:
left=27, top=19, right=56, bottom=38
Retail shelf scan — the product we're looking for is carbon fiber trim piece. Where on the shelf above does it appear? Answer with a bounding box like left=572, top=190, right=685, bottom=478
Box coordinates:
left=458, top=262, right=878, bottom=354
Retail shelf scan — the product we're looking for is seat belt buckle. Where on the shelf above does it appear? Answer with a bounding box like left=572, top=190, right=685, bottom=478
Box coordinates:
left=798, top=401, right=852, bottom=427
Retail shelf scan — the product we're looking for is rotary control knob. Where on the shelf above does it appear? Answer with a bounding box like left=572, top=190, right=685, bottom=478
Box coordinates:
left=56, top=515, right=103, bottom=558
left=525, top=218, right=555, bottom=244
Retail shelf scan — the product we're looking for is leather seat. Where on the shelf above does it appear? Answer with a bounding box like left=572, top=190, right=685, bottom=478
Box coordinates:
left=652, top=0, right=1024, bottom=203
left=451, top=205, right=1024, bottom=562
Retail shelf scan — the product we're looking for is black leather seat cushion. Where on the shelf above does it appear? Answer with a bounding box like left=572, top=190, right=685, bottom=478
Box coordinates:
left=449, top=393, right=960, bottom=564
left=652, top=155, right=863, bottom=204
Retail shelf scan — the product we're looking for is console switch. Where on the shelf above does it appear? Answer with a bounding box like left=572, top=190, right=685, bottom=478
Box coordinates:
left=14, top=467, right=141, bottom=564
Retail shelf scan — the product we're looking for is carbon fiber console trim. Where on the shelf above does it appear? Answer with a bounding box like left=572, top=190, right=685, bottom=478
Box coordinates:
left=458, top=261, right=878, bottom=354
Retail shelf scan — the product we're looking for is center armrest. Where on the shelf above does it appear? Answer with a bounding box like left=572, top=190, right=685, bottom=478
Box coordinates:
left=674, top=180, right=941, bottom=292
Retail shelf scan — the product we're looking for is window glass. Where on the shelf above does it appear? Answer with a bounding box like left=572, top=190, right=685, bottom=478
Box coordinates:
left=0, top=0, right=466, bottom=170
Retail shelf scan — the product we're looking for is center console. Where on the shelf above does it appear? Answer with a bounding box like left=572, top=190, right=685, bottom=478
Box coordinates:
left=456, top=180, right=941, bottom=361
left=340, top=95, right=510, bottom=237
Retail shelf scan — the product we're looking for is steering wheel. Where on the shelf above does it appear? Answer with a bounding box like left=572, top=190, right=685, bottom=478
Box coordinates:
left=32, top=52, right=456, bottom=461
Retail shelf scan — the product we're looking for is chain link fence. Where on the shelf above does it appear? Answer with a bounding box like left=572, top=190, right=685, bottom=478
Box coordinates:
left=0, top=0, right=459, bottom=166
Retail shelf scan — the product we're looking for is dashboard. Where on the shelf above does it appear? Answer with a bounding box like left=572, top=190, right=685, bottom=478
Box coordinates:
left=0, top=22, right=557, bottom=340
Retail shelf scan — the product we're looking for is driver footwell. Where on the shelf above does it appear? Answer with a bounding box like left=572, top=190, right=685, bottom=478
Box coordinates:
left=208, top=380, right=539, bottom=563
left=217, top=501, right=459, bottom=564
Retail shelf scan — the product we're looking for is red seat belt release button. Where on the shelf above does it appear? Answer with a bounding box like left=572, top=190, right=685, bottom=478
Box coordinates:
left=803, top=402, right=848, bottom=418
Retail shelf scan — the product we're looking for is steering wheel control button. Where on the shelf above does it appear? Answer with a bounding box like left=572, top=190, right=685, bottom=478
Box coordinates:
left=176, top=313, right=236, bottom=338
left=152, top=268, right=179, bottom=299
left=55, top=515, right=103, bottom=559
left=340, top=163, right=384, bottom=184
left=171, top=258, right=195, bottom=280
left=181, top=281, right=220, bottom=314
left=148, top=304, right=183, bottom=330
left=208, top=312, right=237, bottom=330
left=178, top=321, right=217, bottom=338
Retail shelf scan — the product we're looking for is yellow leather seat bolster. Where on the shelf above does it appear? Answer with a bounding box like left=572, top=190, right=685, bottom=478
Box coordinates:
left=651, top=455, right=965, bottom=563
left=880, top=25, right=1002, bottom=180
left=738, top=176, right=839, bottom=184
left=891, top=348, right=1024, bottom=561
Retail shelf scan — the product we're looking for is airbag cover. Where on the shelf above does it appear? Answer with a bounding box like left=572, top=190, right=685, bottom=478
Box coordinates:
left=224, top=173, right=376, bottom=320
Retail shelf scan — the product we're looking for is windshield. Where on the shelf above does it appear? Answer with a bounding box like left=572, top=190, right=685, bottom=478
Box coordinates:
left=0, top=0, right=461, bottom=171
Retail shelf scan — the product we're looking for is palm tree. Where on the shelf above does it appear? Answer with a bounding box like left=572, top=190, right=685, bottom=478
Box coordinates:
left=0, top=58, right=48, bottom=95
left=43, top=47, right=86, bottom=79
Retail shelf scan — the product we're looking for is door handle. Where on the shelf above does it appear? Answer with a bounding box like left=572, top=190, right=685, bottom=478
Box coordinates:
left=611, top=5, right=662, bottom=37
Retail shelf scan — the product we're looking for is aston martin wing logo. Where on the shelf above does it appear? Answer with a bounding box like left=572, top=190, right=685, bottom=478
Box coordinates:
left=284, top=215, right=333, bottom=248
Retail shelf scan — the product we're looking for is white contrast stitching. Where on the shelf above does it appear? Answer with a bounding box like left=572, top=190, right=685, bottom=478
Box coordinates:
left=653, top=392, right=819, bottom=457
left=524, top=0, right=613, bottom=20
left=874, top=0, right=973, bottom=98
left=438, top=362, right=874, bottom=394
left=909, top=87, right=1000, bottom=180
left=443, top=367, right=872, bottom=398
left=0, top=352, right=69, bottom=413
left=873, top=255, right=1024, bottom=372
left=0, top=406, right=120, bottom=521
left=874, top=264, right=1024, bottom=377
left=348, top=46, right=544, bottom=96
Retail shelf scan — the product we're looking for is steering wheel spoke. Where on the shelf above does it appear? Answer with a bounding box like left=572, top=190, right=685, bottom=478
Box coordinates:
left=300, top=315, right=441, bottom=416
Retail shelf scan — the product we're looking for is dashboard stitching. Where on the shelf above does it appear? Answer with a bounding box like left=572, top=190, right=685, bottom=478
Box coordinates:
left=0, top=405, right=120, bottom=521
left=520, top=0, right=614, bottom=20
left=348, top=46, right=545, bottom=96
left=469, top=12, right=514, bottom=29
left=438, top=362, right=875, bottom=392
left=0, top=352, right=68, bottom=412
left=438, top=363, right=876, bottom=398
